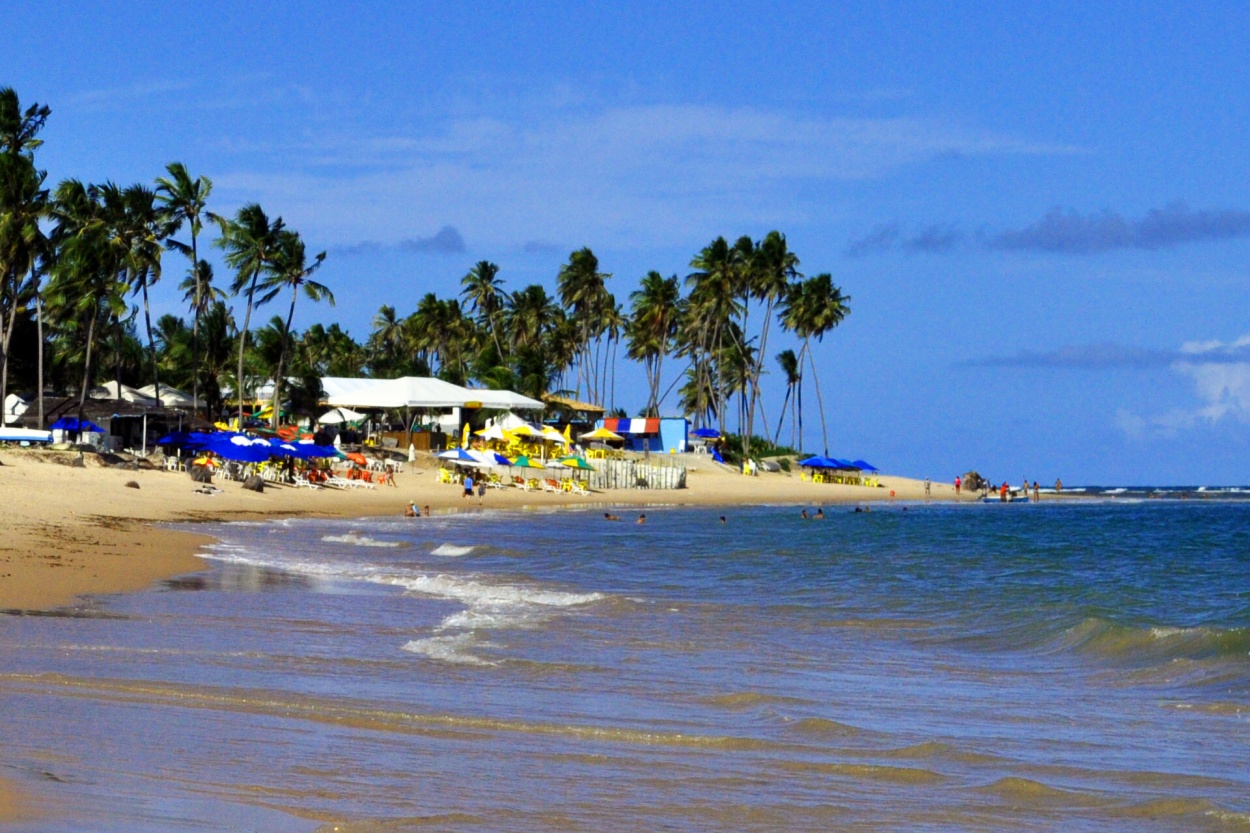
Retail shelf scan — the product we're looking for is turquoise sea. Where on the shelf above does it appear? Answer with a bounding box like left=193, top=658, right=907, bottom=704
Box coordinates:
left=1, top=500, right=1248, bottom=831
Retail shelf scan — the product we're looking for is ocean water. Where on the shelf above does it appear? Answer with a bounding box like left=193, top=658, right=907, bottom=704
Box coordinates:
left=1, top=500, right=1248, bottom=832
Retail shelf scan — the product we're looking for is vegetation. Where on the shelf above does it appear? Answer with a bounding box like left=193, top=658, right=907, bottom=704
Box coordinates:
left=0, top=87, right=851, bottom=451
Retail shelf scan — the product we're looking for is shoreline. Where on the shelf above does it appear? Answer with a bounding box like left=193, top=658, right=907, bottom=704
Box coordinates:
left=0, top=447, right=980, bottom=614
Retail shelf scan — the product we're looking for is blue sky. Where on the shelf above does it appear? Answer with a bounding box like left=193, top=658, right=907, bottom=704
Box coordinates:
left=6, top=2, right=1250, bottom=483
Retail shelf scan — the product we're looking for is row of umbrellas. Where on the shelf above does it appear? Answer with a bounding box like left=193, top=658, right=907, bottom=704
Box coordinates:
left=437, top=447, right=595, bottom=471
left=156, top=431, right=340, bottom=463
left=798, top=456, right=879, bottom=472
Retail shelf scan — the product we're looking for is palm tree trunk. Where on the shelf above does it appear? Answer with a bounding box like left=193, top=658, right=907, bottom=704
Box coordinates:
left=272, top=286, right=298, bottom=429
left=0, top=276, right=20, bottom=422
left=796, top=343, right=806, bottom=454
left=237, top=277, right=257, bottom=428
left=78, top=312, right=97, bottom=426
left=190, top=231, right=201, bottom=418
left=774, top=385, right=791, bottom=444
left=35, top=274, right=44, bottom=428
left=806, top=338, right=830, bottom=455
left=141, top=274, right=161, bottom=405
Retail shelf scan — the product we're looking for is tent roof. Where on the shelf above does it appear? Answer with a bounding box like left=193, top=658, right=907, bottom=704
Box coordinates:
left=89, top=380, right=159, bottom=407
left=543, top=394, right=604, bottom=413
left=465, top=389, right=545, bottom=410
left=135, top=384, right=197, bottom=407
left=320, top=376, right=467, bottom=409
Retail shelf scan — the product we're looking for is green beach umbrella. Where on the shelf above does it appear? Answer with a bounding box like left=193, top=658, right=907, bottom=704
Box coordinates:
left=559, top=455, right=595, bottom=471
left=510, top=455, right=547, bottom=469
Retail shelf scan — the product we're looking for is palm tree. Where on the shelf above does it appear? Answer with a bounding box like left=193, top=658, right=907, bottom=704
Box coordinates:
left=460, top=260, right=506, bottom=359
left=773, top=349, right=801, bottom=449
left=253, top=229, right=330, bottom=428
left=217, top=203, right=284, bottom=426
left=685, top=237, right=744, bottom=429
left=780, top=274, right=850, bottom=456
left=627, top=271, right=681, bottom=416
left=156, top=162, right=216, bottom=413
left=116, top=184, right=166, bottom=403
left=0, top=87, right=51, bottom=422
left=745, top=231, right=799, bottom=447
left=45, top=179, right=129, bottom=423
left=557, top=247, right=611, bottom=403
left=366, top=304, right=405, bottom=376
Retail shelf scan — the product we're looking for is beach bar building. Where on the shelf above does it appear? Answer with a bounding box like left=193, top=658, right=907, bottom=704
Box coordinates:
left=595, top=417, right=689, bottom=454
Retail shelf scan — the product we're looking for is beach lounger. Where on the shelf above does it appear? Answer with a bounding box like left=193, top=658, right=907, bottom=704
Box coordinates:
left=569, top=481, right=590, bottom=496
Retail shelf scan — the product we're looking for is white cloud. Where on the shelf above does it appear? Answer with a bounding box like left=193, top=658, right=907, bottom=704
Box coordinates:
left=208, top=99, right=1079, bottom=251
left=1118, top=334, right=1250, bottom=438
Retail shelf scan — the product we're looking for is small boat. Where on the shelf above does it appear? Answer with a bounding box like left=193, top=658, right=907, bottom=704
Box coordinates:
left=0, top=426, right=53, bottom=443
left=983, top=491, right=1029, bottom=503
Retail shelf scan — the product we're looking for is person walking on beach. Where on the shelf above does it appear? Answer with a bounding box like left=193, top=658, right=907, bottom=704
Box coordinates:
left=462, top=474, right=474, bottom=500
left=955, top=476, right=961, bottom=496
left=477, top=478, right=486, bottom=504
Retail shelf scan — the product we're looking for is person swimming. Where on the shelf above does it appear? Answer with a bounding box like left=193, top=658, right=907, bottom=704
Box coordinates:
left=814, top=508, right=825, bottom=519
left=604, top=512, right=620, bottom=521
left=637, top=514, right=646, bottom=524
left=800, top=509, right=809, bottom=519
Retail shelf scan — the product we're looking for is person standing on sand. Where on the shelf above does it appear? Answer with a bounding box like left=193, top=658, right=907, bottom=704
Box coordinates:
left=1032, top=481, right=1040, bottom=502
left=1055, top=478, right=1063, bottom=494
left=955, top=476, right=961, bottom=496
left=924, top=477, right=931, bottom=498
left=477, top=478, right=486, bottom=504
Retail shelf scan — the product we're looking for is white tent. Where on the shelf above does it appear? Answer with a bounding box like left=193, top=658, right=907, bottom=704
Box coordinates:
left=318, top=407, right=366, bottom=424
left=89, top=380, right=159, bottom=406
left=3, top=393, right=28, bottom=425
left=465, top=388, right=545, bottom=410
left=321, top=376, right=474, bottom=410
left=136, top=384, right=197, bottom=408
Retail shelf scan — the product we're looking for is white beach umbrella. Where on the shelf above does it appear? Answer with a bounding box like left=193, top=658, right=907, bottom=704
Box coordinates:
left=319, top=407, right=365, bottom=424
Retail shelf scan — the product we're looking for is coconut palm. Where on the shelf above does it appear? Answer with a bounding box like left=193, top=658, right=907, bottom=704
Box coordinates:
left=460, top=260, right=507, bottom=358
left=556, top=247, right=611, bottom=403
left=773, top=348, right=801, bottom=449
left=745, top=231, right=799, bottom=447
left=779, top=274, right=850, bottom=456
left=253, top=229, right=330, bottom=427
left=44, top=179, right=129, bottom=423
left=217, top=203, right=285, bottom=425
left=685, top=237, right=745, bottom=429
left=626, top=271, right=681, bottom=416
left=366, top=304, right=406, bottom=376
left=156, top=162, right=216, bottom=413
left=0, top=88, right=51, bottom=422
left=110, top=184, right=166, bottom=404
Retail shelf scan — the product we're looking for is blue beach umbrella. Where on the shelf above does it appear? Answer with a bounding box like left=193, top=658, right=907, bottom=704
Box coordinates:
left=50, top=417, right=105, bottom=433
left=155, top=431, right=211, bottom=450
left=205, top=437, right=272, bottom=463
left=851, top=460, right=879, bottom=472
left=798, top=456, right=839, bottom=468
left=692, top=427, right=721, bottom=439
left=438, top=448, right=477, bottom=462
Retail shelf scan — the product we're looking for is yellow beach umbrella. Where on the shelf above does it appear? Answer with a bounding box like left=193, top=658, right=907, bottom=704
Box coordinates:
left=474, top=424, right=513, bottom=442
left=580, top=426, right=624, bottom=442
left=540, top=425, right=569, bottom=445
left=563, top=423, right=572, bottom=443
left=461, top=422, right=470, bottom=448
left=509, top=423, right=541, bottom=437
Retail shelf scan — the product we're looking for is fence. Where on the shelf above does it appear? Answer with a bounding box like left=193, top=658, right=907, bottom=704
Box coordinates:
left=589, top=457, right=687, bottom=490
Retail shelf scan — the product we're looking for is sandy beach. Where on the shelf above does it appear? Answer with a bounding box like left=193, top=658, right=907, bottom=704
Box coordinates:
left=0, top=447, right=965, bottom=613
